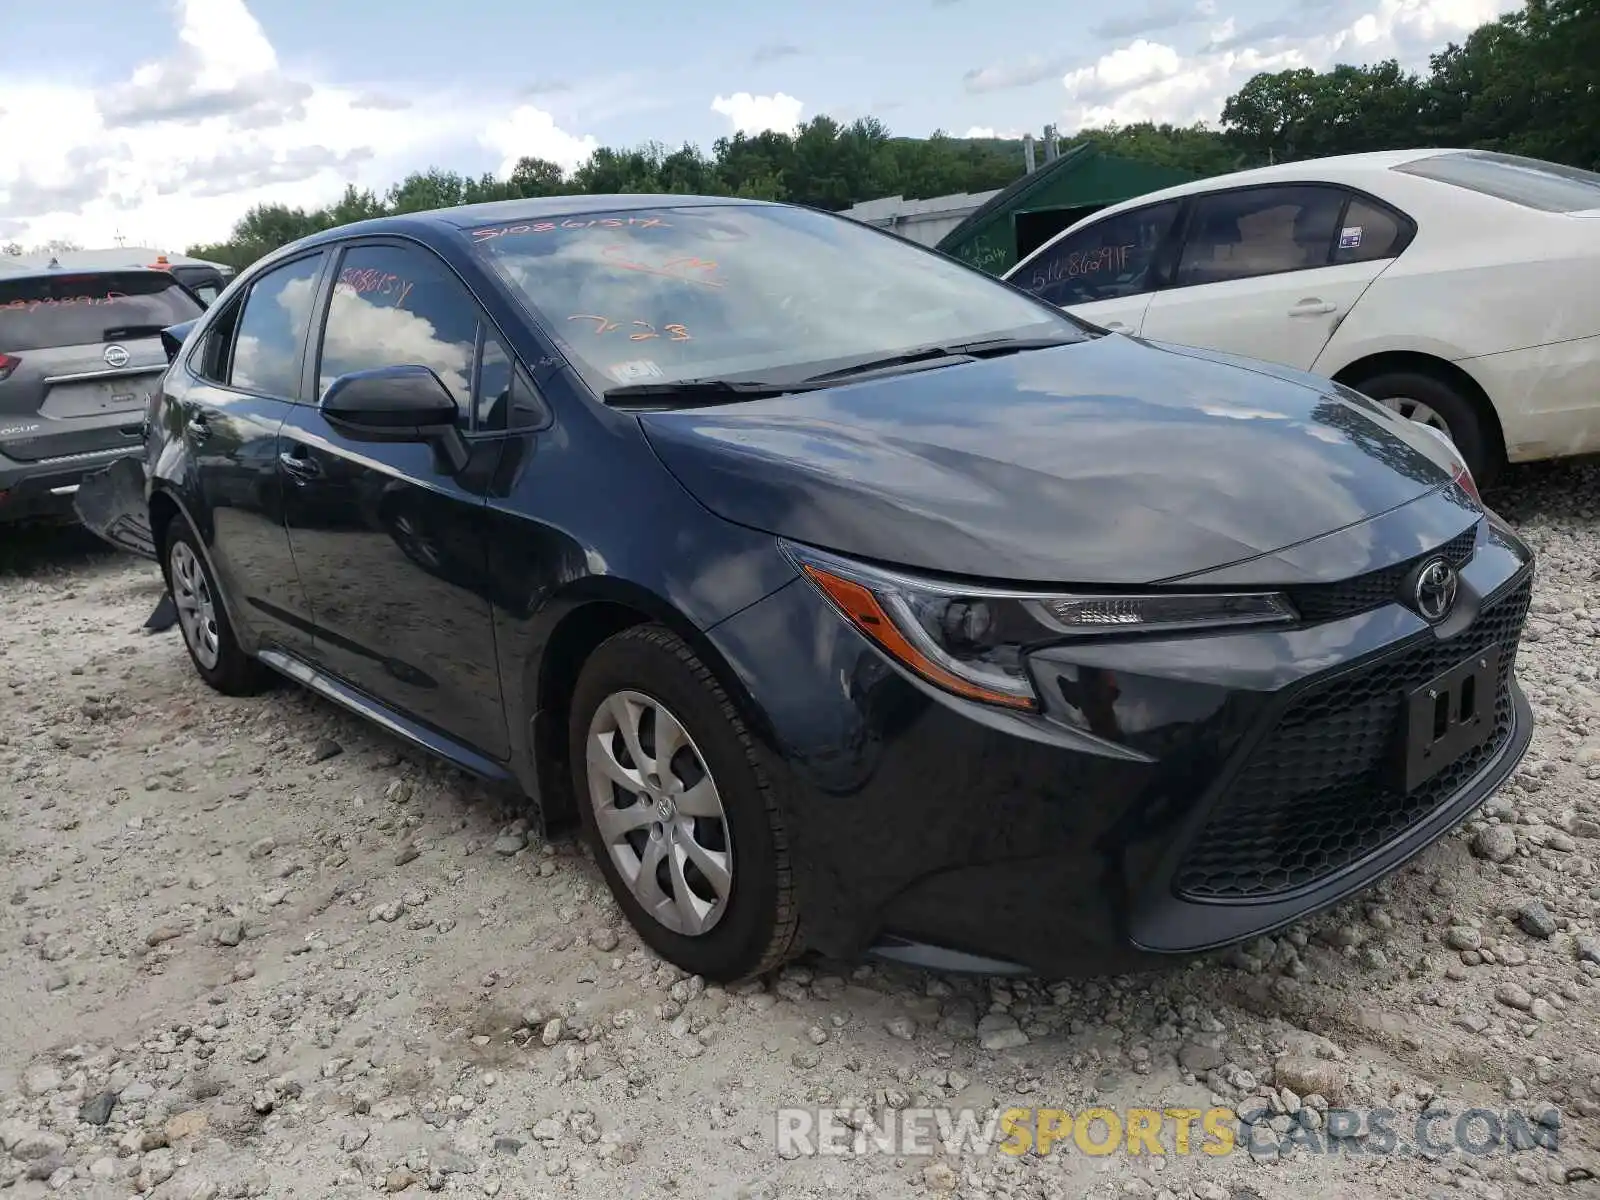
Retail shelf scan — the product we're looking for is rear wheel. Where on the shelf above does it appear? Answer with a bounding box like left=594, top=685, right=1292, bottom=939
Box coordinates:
left=1351, top=368, right=1500, bottom=485
left=164, top=521, right=270, bottom=696
left=569, top=624, right=801, bottom=981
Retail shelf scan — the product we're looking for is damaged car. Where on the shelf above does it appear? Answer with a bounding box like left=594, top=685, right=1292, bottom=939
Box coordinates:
left=76, top=195, right=1534, bottom=981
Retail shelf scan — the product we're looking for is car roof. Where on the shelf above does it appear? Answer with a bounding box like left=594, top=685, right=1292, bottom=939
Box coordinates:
left=0, top=264, right=188, bottom=285
left=1104, top=148, right=1469, bottom=209
left=290, top=192, right=773, bottom=252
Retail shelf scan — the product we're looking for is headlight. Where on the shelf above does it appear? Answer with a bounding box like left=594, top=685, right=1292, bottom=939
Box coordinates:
left=783, top=541, right=1298, bottom=712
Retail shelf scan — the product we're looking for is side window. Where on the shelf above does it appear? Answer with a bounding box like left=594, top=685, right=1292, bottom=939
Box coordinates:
left=1174, top=186, right=1346, bottom=287
left=474, top=330, right=547, bottom=432
left=318, top=244, right=479, bottom=429
left=1017, top=201, right=1181, bottom=307
left=1331, top=196, right=1409, bottom=265
left=223, top=253, right=325, bottom=397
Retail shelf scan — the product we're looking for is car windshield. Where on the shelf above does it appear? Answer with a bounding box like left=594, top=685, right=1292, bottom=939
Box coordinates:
left=465, top=203, right=1090, bottom=392
left=0, top=271, right=205, bottom=352
left=1393, top=150, right=1600, bottom=213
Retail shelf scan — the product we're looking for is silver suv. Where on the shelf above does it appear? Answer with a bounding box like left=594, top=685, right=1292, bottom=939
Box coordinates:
left=0, top=266, right=205, bottom=524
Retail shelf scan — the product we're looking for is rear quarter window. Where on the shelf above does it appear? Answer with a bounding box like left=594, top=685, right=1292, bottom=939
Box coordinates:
left=0, top=272, right=205, bottom=352
left=1393, top=151, right=1600, bottom=213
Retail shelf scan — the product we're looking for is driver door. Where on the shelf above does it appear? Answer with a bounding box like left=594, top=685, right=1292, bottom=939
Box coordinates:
left=1006, top=199, right=1182, bottom=334
left=276, top=239, right=510, bottom=759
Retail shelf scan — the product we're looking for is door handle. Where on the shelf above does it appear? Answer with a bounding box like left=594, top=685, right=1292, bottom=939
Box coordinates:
left=1289, top=300, right=1338, bottom=317
left=278, top=449, right=321, bottom=481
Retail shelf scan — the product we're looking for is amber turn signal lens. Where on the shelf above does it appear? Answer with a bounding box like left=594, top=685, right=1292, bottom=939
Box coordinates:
left=801, top=564, right=1038, bottom=711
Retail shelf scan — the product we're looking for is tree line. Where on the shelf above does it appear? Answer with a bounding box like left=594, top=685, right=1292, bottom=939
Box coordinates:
left=188, top=0, right=1596, bottom=270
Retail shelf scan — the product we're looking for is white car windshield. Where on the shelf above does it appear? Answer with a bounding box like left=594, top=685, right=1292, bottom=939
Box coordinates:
left=465, top=203, right=1089, bottom=391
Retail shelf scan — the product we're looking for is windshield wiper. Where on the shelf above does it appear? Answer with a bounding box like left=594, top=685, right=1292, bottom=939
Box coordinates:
left=602, top=377, right=812, bottom=409
left=798, top=335, right=1080, bottom=384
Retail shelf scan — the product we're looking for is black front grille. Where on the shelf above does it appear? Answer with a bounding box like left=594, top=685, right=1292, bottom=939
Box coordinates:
left=1175, top=570, right=1531, bottom=902
left=1289, top=522, right=1481, bottom=624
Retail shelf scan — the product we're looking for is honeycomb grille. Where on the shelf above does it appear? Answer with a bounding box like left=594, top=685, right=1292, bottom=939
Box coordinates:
left=1288, top=522, right=1481, bottom=624
left=1174, top=570, right=1531, bottom=902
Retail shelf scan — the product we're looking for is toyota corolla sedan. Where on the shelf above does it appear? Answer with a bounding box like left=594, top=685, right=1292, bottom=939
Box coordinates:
left=74, top=194, right=1534, bottom=982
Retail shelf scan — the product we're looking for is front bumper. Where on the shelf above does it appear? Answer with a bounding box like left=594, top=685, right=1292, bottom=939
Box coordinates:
left=708, top=506, right=1534, bottom=978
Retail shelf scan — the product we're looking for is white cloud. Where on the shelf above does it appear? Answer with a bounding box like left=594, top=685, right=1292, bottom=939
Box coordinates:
left=481, top=106, right=600, bottom=176
left=0, top=0, right=598, bottom=251
left=963, top=126, right=1025, bottom=139
left=1059, top=0, right=1521, bottom=130
left=710, top=92, right=804, bottom=136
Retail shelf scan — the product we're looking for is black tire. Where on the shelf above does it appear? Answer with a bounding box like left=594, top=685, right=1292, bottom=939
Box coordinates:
left=568, top=624, right=801, bottom=981
left=1350, top=369, right=1501, bottom=486
left=162, top=519, right=271, bottom=697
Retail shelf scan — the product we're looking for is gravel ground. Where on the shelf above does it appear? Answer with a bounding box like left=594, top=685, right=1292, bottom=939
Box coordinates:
left=3, top=461, right=1600, bottom=1200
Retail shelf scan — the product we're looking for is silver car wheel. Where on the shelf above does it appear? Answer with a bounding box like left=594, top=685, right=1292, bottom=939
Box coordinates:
left=169, top=541, right=220, bottom=671
left=585, top=689, right=733, bottom=937
left=1379, top=396, right=1452, bottom=436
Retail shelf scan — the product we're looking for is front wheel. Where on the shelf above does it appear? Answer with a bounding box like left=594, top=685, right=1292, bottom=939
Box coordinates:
left=569, top=624, right=801, bottom=981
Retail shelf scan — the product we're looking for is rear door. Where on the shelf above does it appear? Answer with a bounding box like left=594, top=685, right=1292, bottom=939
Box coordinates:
left=0, top=270, right=204, bottom=466
left=1138, top=185, right=1410, bottom=369
left=1005, top=199, right=1183, bottom=334
left=175, top=251, right=328, bottom=659
left=278, top=238, right=508, bottom=758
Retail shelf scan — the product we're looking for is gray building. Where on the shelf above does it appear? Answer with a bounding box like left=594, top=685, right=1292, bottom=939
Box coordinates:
left=838, top=190, right=1004, bottom=248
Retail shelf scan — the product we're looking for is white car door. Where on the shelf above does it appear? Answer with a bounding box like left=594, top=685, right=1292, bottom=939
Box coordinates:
left=1139, top=184, right=1404, bottom=370
left=1005, top=198, right=1184, bottom=335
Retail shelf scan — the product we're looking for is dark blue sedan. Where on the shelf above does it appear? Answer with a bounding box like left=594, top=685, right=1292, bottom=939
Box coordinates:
left=75, top=194, right=1534, bottom=981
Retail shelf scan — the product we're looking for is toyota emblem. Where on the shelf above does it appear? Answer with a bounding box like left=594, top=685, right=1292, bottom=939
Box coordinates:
left=103, top=344, right=130, bottom=368
left=1412, top=557, right=1458, bottom=623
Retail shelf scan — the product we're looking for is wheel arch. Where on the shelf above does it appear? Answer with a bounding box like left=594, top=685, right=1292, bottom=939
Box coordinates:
left=1330, top=350, right=1507, bottom=470
left=524, top=578, right=780, bottom=831
left=147, top=483, right=255, bottom=643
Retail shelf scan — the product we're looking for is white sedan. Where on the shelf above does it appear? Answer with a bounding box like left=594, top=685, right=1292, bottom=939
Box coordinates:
left=1003, top=148, right=1600, bottom=483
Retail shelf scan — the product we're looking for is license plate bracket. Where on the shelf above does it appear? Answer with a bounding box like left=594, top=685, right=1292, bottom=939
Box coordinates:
left=1398, top=644, right=1500, bottom=792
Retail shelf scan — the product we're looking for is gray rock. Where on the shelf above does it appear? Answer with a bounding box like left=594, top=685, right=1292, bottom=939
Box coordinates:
left=493, top=833, right=528, bottom=856
left=1517, top=899, right=1558, bottom=939
left=1471, top=825, right=1518, bottom=863
left=432, top=1150, right=476, bottom=1174
left=215, top=918, right=246, bottom=947
left=1180, top=1043, right=1227, bottom=1075
left=883, top=1016, right=917, bottom=1041
left=79, top=1090, right=119, bottom=1125
left=1495, top=981, right=1535, bottom=1012
left=10, top=1128, right=67, bottom=1162
left=976, top=1013, right=1029, bottom=1051
left=20, top=1062, right=60, bottom=1096
left=1444, top=926, right=1482, bottom=952
left=310, top=737, right=343, bottom=762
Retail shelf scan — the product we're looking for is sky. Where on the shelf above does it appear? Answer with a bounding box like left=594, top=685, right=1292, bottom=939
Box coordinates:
left=2, top=0, right=1520, bottom=252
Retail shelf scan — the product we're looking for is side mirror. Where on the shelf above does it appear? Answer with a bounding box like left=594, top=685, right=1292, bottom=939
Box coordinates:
left=321, top=365, right=468, bottom=473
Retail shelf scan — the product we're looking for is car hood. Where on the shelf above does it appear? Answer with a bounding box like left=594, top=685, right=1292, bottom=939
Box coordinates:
left=638, top=334, right=1457, bottom=585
